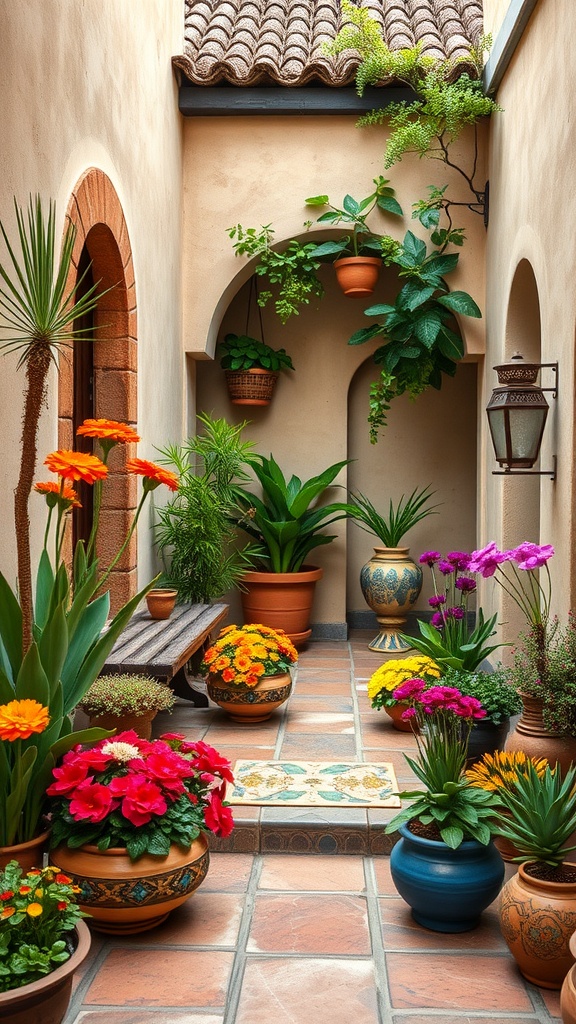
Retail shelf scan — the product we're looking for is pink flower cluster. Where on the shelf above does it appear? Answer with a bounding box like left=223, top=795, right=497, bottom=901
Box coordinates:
left=47, top=731, right=234, bottom=837
left=468, top=541, right=554, bottom=578
left=393, top=679, right=487, bottom=721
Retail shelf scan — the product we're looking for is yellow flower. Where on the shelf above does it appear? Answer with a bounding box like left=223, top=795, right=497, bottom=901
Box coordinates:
left=367, top=656, right=440, bottom=702
left=26, top=902, right=43, bottom=917
left=466, top=750, right=549, bottom=792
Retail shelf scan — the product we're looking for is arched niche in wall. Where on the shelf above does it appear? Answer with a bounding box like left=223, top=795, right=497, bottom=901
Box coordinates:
left=346, top=354, right=479, bottom=626
left=58, top=169, right=137, bottom=614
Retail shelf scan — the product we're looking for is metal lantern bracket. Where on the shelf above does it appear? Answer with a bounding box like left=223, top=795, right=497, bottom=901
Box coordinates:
left=491, top=361, right=558, bottom=480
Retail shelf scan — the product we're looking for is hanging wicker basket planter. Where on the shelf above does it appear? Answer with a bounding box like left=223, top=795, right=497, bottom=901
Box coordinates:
left=225, top=367, right=279, bottom=406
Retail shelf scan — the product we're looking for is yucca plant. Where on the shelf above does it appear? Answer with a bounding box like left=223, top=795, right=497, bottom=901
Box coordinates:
left=491, top=761, right=576, bottom=869
left=347, top=485, right=439, bottom=548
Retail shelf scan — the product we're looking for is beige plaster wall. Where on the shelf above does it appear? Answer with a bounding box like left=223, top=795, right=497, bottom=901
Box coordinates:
left=186, top=116, right=487, bottom=628
left=0, top=0, right=184, bottom=591
left=482, top=0, right=514, bottom=40
left=484, top=0, right=576, bottom=636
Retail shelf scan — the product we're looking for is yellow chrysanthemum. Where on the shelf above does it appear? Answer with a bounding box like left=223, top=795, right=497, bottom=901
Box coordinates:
left=367, top=656, right=440, bottom=701
left=26, top=903, right=43, bottom=917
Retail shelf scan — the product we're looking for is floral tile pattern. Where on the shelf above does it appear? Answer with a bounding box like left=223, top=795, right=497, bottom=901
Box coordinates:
left=229, top=760, right=401, bottom=807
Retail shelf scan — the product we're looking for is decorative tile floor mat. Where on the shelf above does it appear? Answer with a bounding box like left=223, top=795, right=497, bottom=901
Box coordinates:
left=228, top=760, right=401, bottom=807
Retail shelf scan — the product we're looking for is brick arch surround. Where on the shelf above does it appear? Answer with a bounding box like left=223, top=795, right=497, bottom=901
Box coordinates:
left=58, top=168, right=137, bottom=613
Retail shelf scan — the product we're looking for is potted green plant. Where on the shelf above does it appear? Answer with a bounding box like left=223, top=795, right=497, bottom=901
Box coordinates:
left=439, top=667, right=522, bottom=765
left=384, top=677, right=504, bottom=932
left=234, top=454, right=355, bottom=644
left=77, top=674, right=176, bottom=739
left=465, top=748, right=549, bottom=862
left=490, top=761, right=576, bottom=989
left=227, top=224, right=323, bottom=323
left=347, top=485, right=439, bottom=651
left=47, top=731, right=234, bottom=934
left=304, top=176, right=403, bottom=296
left=200, top=622, right=298, bottom=722
left=0, top=860, right=91, bottom=1024
left=219, top=332, right=294, bottom=406
left=367, top=655, right=441, bottom=730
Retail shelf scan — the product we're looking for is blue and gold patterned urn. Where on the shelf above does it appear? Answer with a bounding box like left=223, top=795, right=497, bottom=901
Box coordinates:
left=360, top=546, right=423, bottom=652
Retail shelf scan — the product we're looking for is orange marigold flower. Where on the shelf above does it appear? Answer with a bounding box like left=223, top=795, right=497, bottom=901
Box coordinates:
left=0, top=700, right=50, bottom=741
left=19, top=886, right=32, bottom=894
left=221, top=668, right=236, bottom=683
left=245, top=673, right=260, bottom=688
left=55, top=873, right=72, bottom=884
left=34, top=481, right=81, bottom=508
left=250, top=662, right=266, bottom=677
left=126, top=458, right=178, bottom=492
left=77, top=418, right=141, bottom=444
left=26, top=903, right=43, bottom=917
left=1, top=907, right=14, bottom=919
left=44, top=450, right=108, bottom=484
left=214, top=655, right=231, bottom=672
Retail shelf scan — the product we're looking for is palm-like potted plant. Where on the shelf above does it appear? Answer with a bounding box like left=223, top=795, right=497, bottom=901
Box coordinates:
left=347, top=485, right=439, bottom=651
left=234, top=454, right=355, bottom=644
left=219, top=333, right=294, bottom=406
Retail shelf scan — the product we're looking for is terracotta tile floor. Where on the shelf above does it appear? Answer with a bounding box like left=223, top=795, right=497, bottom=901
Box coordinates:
left=64, top=631, right=562, bottom=1024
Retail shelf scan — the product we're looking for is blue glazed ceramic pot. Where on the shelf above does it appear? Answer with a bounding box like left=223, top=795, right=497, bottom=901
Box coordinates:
left=389, top=823, right=505, bottom=932
left=359, top=546, right=423, bottom=653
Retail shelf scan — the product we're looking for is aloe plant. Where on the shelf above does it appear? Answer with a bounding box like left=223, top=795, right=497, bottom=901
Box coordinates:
left=348, top=485, right=439, bottom=548
left=491, top=761, right=576, bottom=869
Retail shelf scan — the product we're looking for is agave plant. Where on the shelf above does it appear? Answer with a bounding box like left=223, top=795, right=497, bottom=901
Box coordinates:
left=491, top=761, right=576, bottom=869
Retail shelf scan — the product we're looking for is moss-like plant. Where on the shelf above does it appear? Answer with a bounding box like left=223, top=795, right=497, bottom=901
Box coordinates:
left=79, top=674, right=176, bottom=716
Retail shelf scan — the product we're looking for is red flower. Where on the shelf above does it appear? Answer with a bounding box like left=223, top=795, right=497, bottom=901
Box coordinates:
left=138, top=750, right=194, bottom=793
left=189, top=741, right=234, bottom=785
left=69, top=781, right=117, bottom=822
left=46, top=762, right=89, bottom=795
left=109, top=775, right=167, bottom=825
left=0, top=892, right=13, bottom=901
left=204, top=791, right=234, bottom=838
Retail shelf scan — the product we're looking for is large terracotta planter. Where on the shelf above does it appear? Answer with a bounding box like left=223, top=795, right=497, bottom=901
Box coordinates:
left=360, top=547, right=423, bottom=652
left=334, top=256, right=381, bottom=296
left=0, top=830, right=51, bottom=872
left=561, top=930, right=576, bottom=1022
left=499, top=862, right=576, bottom=988
left=390, top=822, right=504, bottom=932
left=0, top=919, right=91, bottom=1024
left=240, top=565, right=323, bottom=646
left=51, top=834, right=209, bottom=935
left=505, top=692, right=576, bottom=774
left=207, top=671, right=292, bottom=723
left=225, top=368, right=278, bottom=406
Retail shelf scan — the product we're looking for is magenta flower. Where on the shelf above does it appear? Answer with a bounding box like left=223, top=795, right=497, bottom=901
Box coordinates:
left=455, top=575, right=476, bottom=593
left=430, top=611, right=444, bottom=628
left=419, top=551, right=440, bottom=566
left=438, top=560, right=455, bottom=575
left=446, top=606, right=465, bottom=620
left=446, top=551, right=471, bottom=571
left=508, top=542, right=555, bottom=570
left=468, top=541, right=508, bottom=578
left=428, top=594, right=446, bottom=608
left=393, top=678, right=427, bottom=702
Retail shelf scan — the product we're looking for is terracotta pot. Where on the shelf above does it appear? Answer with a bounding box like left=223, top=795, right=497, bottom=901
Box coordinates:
left=561, top=930, right=576, bottom=1023
left=225, top=368, right=279, bottom=406
left=145, top=588, right=178, bottom=620
left=359, top=547, right=423, bottom=652
left=240, top=565, right=323, bottom=646
left=51, top=833, right=209, bottom=934
left=493, top=811, right=522, bottom=863
left=207, top=671, right=292, bottom=723
left=505, top=692, right=576, bottom=774
left=384, top=703, right=418, bottom=733
left=0, top=919, right=91, bottom=1024
left=334, top=256, right=381, bottom=296
left=0, top=829, right=51, bottom=872
left=499, top=861, right=576, bottom=988
left=89, top=708, right=158, bottom=740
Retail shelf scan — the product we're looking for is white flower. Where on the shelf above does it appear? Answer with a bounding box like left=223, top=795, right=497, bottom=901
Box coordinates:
left=101, top=740, right=140, bottom=762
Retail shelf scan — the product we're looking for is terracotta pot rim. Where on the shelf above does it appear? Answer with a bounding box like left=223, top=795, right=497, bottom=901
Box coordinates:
left=519, top=861, right=576, bottom=891
left=334, top=256, right=382, bottom=267
left=0, top=829, right=51, bottom=856
left=147, top=588, right=178, bottom=597
left=225, top=367, right=278, bottom=377
left=69, top=837, right=207, bottom=857
left=207, top=670, right=291, bottom=689
left=0, top=919, right=91, bottom=1005
left=371, top=546, right=410, bottom=555
left=242, top=565, right=323, bottom=584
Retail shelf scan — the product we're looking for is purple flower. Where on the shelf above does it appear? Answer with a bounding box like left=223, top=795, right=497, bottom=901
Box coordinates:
left=455, top=575, right=476, bottom=593
left=428, top=594, right=446, bottom=608
left=400, top=707, right=416, bottom=721
left=446, top=606, right=465, bottom=620
left=438, top=560, right=454, bottom=575
left=430, top=612, right=445, bottom=628
left=508, top=542, right=555, bottom=570
left=446, top=551, right=471, bottom=571
left=468, top=542, right=507, bottom=578
left=419, top=551, right=440, bottom=566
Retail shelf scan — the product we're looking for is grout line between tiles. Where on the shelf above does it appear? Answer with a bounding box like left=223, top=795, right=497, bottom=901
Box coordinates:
left=221, top=852, right=262, bottom=1024
left=364, top=855, right=395, bottom=1024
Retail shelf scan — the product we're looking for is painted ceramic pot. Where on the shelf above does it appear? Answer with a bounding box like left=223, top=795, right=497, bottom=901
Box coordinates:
left=51, top=834, right=209, bottom=935
left=360, top=547, right=423, bottom=652
left=0, top=919, right=91, bottom=1024
left=207, top=671, right=292, bottom=723
left=390, top=823, right=505, bottom=933
left=499, top=862, right=576, bottom=989
left=505, top=693, right=576, bottom=774
left=0, top=830, right=51, bottom=872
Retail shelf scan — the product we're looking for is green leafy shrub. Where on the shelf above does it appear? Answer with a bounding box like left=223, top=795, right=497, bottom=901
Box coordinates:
left=219, top=333, right=294, bottom=372
left=440, top=668, right=522, bottom=726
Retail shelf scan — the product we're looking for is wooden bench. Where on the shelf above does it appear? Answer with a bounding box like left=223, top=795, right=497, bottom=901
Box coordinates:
left=101, top=602, right=229, bottom=707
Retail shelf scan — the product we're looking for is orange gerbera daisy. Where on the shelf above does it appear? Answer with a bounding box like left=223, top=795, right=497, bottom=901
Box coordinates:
left=76, top=418, right=141, bottom=444
left=0, top=699, right=50, bottom=741
left=44, top=450, right=108, bottom=484
left=126, top=458, right=179, bottom=492
left=34, top=481, right=81, bottom=508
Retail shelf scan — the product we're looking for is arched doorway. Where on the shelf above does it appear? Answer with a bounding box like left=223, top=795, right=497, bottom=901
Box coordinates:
left=58, top=169, right=138, bottom=613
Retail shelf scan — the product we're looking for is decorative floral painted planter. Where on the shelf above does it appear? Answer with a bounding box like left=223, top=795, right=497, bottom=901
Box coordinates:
left=360, top=547, right=423, bottom=652
left=207, top=671, right=292, bottom=723
left=500, top=862, right=576, bottom=989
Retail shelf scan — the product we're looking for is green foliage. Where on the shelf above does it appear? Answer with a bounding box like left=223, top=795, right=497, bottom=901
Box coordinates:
left=491, top=762, right=576, bottom=868
left=402, top=609, right=501, bottom=674
left=155, top=415, right=258, bottom=603
left=347, top=485, right=439, bottom=548
left=79, top=674, right=176, bottom=716
left=506, top=616, right=576, bottom=737
left=227, top=224, right=323, bottom=323
left=305, top=177, right=402, bottom=259
left=0, top=861, right=86, bottom=992
left=348, top=228, right=480, bottom=441
left=219, top=333, right=294, bottom=372
left=234, top=455, right=355, bottom=573
left=440, top=668, right=522, bottom=726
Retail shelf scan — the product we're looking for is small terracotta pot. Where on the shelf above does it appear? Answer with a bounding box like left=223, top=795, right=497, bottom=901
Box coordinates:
left=89, top=708, right=158, bottom=740
left=0, top=919, right=91, bottom=1024
left=207, top=671, right=292, bottom=723
left=0, top=830, right=51, bottom=872
left=384, top=704, right=418, bottom=733
left=146, top=588, right=177, bottom=620
left=334, top=256, right=382, bottom=296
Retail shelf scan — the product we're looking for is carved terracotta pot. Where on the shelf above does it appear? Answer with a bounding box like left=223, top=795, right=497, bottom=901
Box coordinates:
left=505, top=693, right=576, bottom=774
left=207, top=671, right=292, bottom=723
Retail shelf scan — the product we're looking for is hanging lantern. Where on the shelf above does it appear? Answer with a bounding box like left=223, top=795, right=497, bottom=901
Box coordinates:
left=486, top=353, right=557, bottom=477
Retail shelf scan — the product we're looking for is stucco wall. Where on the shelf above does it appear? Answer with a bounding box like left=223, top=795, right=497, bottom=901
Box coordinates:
left=183, top=115, right=487, bottom=630
left=0, top=0, right=184, bottom=591
left=484, top=0, right=576, bottom=634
